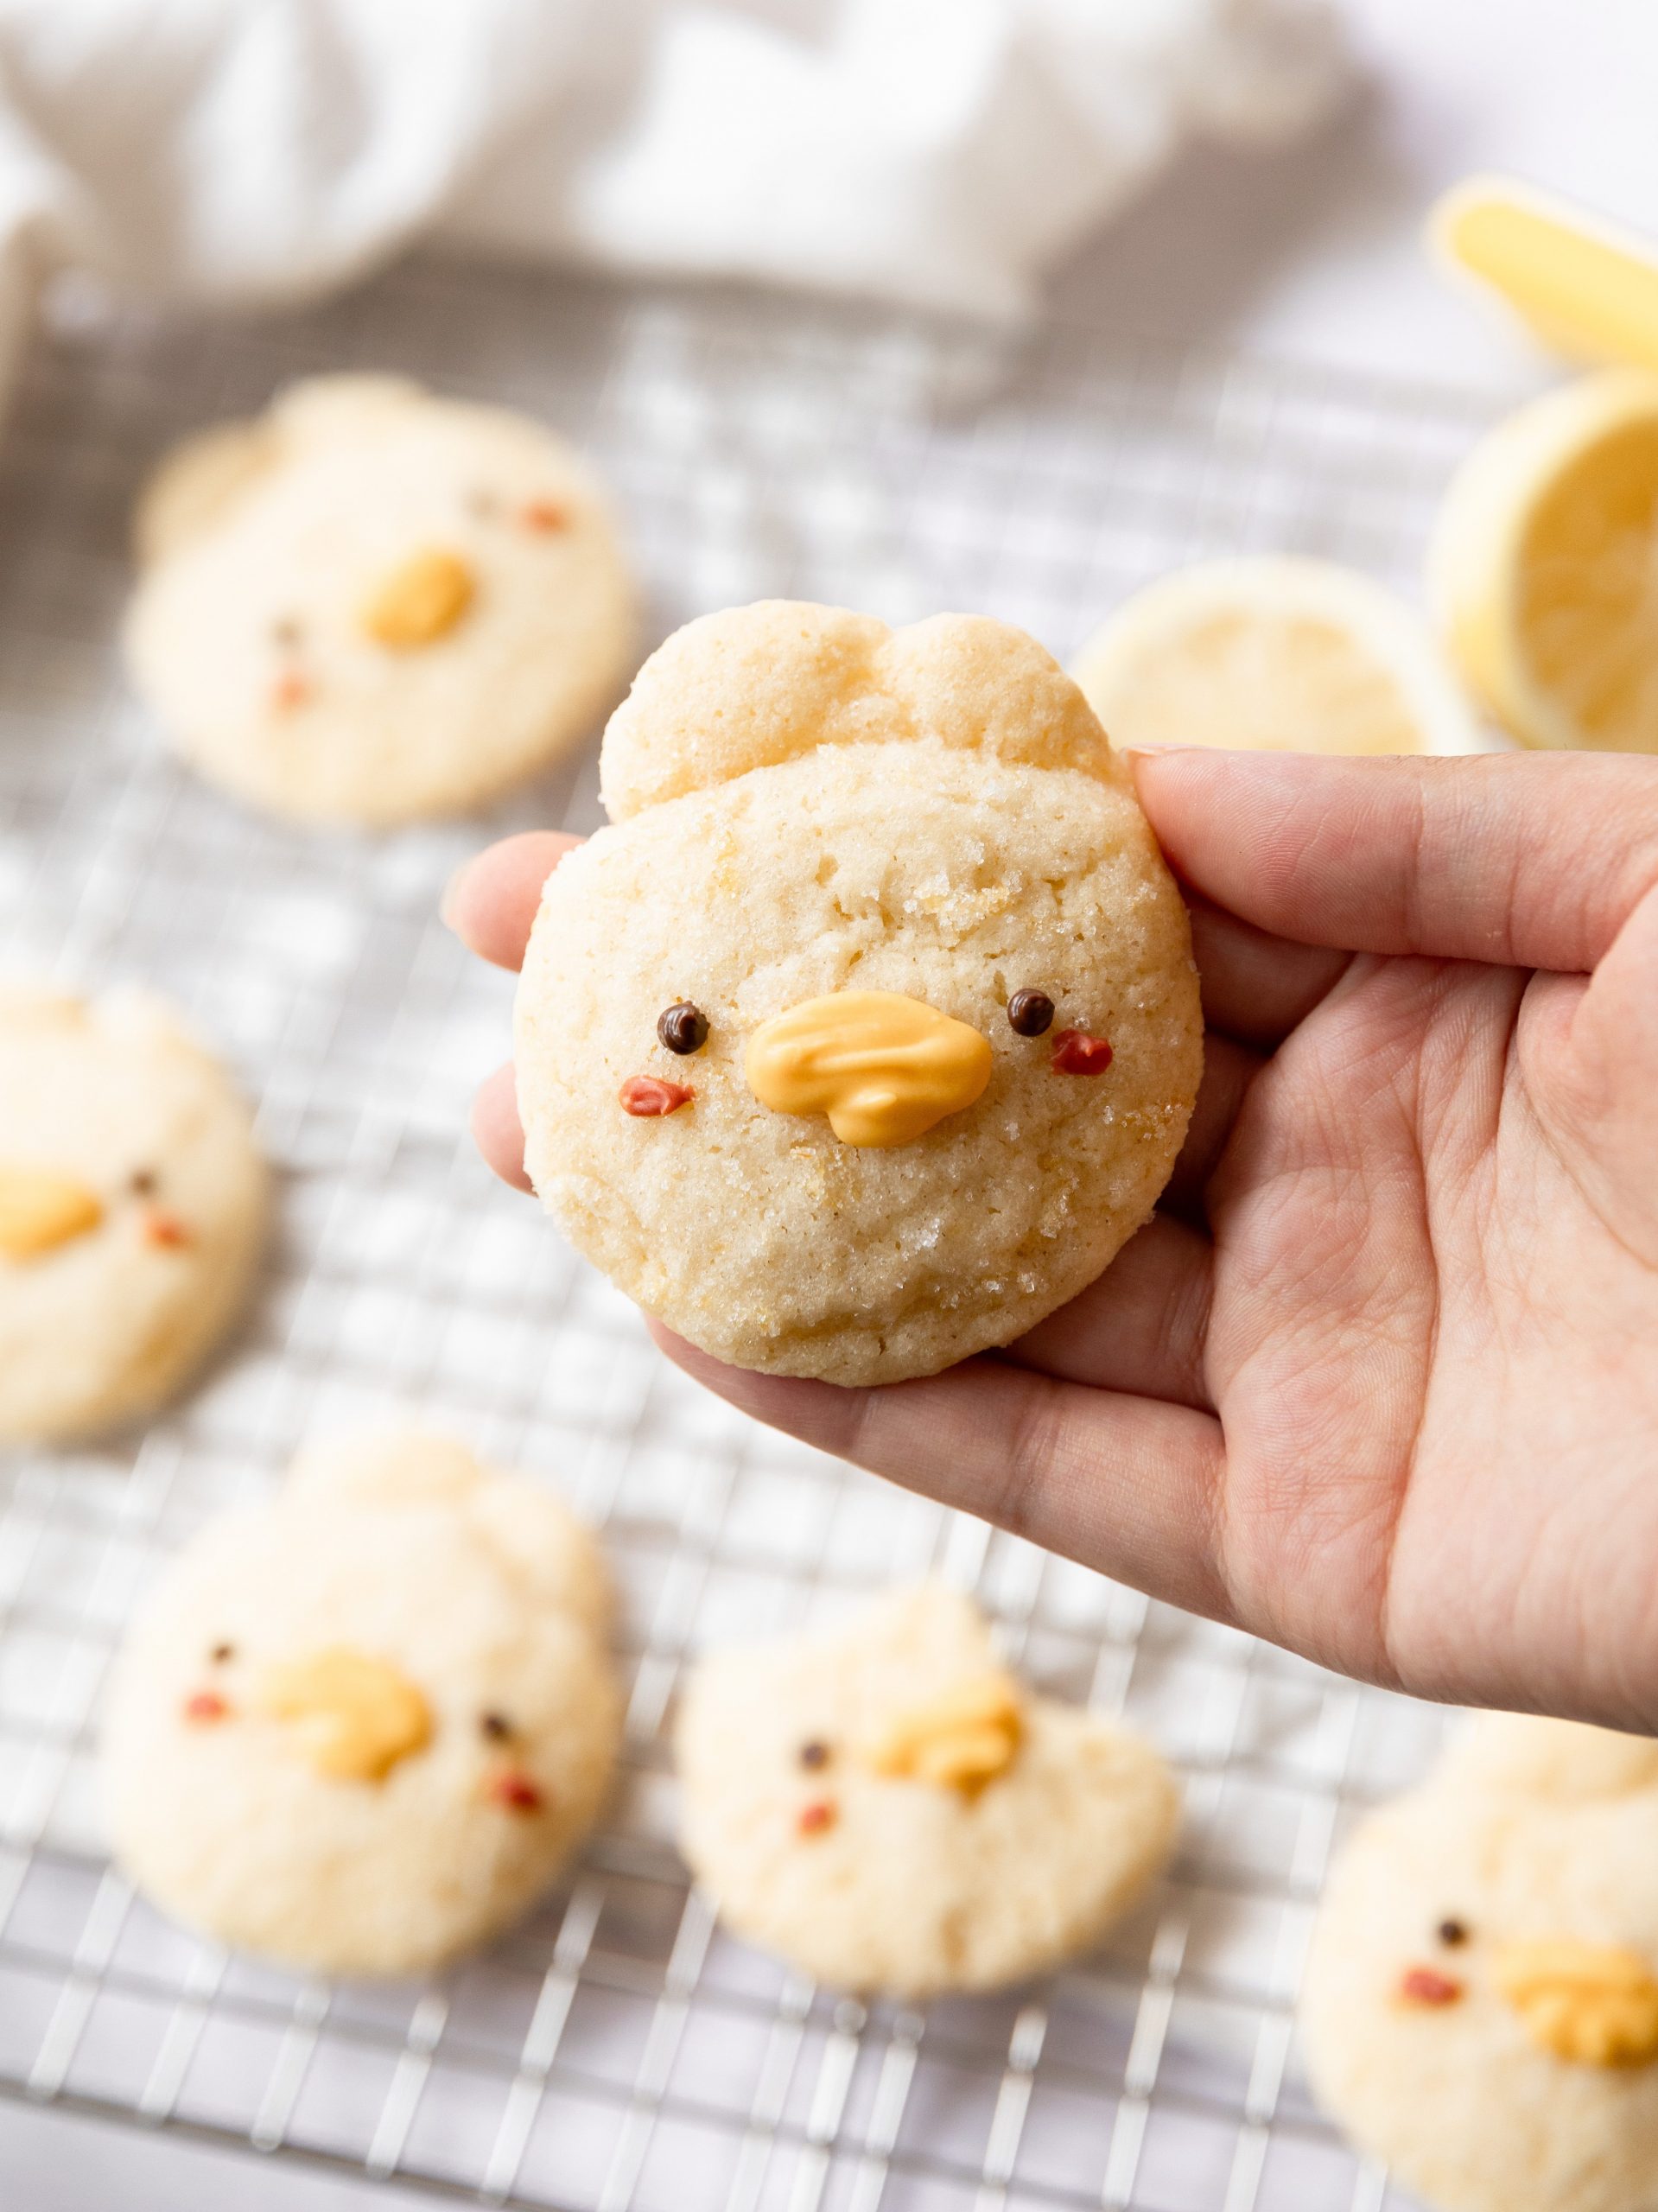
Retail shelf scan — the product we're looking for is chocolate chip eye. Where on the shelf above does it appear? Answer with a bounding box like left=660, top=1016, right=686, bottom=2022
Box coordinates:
left=798, top=1739, right=830, bottom=1770
left=657, top=1001, right=709, bottom=1055
left=1437, top=1918, right=1470, bottom=1947
left=210, top=1642, right=235, bottom=1663
left=467, top=489, right=500, bottom=520
left=480, top=1711, right=513, bottom=1742
left=1006, top=989, right=1055, bottom=1038
left=129, top=1167, right=158, bottom=1197
left=270, top=616, right=304, bottom=649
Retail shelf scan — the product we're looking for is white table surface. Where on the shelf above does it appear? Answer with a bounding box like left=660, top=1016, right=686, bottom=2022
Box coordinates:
left=1051, top=0, right=1658, bottom=397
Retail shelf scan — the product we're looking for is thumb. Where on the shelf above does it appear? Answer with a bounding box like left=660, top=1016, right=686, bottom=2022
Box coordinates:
left=1132, top=750, right=1658, bottom=975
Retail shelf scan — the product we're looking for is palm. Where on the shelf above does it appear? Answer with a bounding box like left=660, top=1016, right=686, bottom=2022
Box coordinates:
left=453, top=750, right=1658, bottom=1731
left=1198, top=944, right=1658, bottom=1723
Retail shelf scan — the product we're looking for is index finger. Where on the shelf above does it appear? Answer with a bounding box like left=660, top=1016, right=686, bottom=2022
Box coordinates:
left=442, top=831, right=581, bottom=970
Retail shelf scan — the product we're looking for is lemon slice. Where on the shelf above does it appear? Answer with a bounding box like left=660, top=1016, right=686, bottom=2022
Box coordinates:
left=1428, top=369, right=1658, bottom=752
left=1070, top=557, right=1486, bottom=756
left=1431, top=176, right=1658, bottom=373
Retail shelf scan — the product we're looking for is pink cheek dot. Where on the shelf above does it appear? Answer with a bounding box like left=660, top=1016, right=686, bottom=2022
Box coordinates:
left=797, top=1798, right=837, bottom=1837
left=1397, top=1966, right=1463, bottom=2007
left=183, top=1691, right=230, bottom=1724
left=1051, top=1028, right=1113, bottom=1075
left=488, top=1770, right=543, bottom=1813
left=620, top=1076, right=694, bottom=1117
left=520, top=499, right=569, bottom=532
left=143, top=1210, right=193, bottom=1250
left=270, top=670, right=313, bottom=713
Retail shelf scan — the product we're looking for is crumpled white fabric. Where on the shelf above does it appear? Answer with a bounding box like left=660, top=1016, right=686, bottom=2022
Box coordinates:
left=0, top=0, right=1346, bottom=367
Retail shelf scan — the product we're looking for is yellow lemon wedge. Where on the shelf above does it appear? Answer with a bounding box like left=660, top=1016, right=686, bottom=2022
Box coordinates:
left=1428, top=370, right=1658, bottom=752
left=1070, top=557, right=1485, bottom=757
left=1431, top=176, right=1658, bottom=374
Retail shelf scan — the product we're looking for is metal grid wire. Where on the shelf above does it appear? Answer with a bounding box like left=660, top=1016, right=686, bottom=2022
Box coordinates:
left=0, top=257, right=1496, bottom=2211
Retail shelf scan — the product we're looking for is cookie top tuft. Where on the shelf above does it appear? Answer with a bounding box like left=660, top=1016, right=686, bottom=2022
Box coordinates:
left=600, top=601, right=1118, bottom=821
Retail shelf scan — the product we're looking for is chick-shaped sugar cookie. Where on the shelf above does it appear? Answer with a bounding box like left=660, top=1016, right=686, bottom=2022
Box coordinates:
left=0, top=984, right=267, bottom=1443
left=124, top=375, right=636, bottom=825
left=104, top=1428, right=622, bottom=1977
left=676, top=1584, right=1178, bottom=1999
left=515, top=601, right=1203, bottom=1386
left=1302, top=1714, right=1658, bottom=2212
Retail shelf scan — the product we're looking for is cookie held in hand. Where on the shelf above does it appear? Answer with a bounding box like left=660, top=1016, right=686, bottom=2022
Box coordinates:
left=514, top=601, right=1203, bottom=1386
left=104, top=1428, right=621, bottom=1977
left=675, top=1583, right=1178, bottom=1999
left=1302, top=1714, right=1658, bottom=2212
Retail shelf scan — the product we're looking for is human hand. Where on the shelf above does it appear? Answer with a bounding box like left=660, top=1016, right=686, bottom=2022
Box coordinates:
left=447, top=751, right=1658, bottom=1732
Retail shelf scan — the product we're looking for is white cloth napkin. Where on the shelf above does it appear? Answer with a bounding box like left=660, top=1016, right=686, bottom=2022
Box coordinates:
left=0, top=0, right=1347, bottom=378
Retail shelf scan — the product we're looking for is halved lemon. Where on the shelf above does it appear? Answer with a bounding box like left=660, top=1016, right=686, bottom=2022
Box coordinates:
left=1070, top=557, right=1486, bottom=756
left=1428, top=369, right=1658, bottom=752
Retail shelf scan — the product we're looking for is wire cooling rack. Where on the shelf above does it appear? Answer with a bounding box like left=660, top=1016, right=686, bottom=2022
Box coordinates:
left=0, top=258, right=1495, bottom=2212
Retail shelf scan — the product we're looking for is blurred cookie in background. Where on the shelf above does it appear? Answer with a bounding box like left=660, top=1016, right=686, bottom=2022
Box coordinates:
left=1301, top=1713, right=1658, bottom=2212
left=104, top=1427, right=623, bottom=1977
left=0, top=983, right=267, bottom=1442
left=1072, top=556, right=1489, bottom=755
left=676, top=1582, right=1178, bottom=1999
left=124, top=375, right=638, bottom=827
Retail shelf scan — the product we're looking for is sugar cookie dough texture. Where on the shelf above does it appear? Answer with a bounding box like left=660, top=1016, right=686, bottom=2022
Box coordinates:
left=0, top=985, right=266, bottom=1442
left=515, top=601, right=1203, bottom=1386
left=676, top=1583, right=1179, bottom=1999
left=1302, top=1713, right=1658, bottom=2212
left=105, top=1428, right=622, bottom=1976
left=124, top=375, right=637, bottom=824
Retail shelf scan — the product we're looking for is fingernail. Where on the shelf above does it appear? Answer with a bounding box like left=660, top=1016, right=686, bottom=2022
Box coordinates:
left=1120, top=743, right=1197, bottom=760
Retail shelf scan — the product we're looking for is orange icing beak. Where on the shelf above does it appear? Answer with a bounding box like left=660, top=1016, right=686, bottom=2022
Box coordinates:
left=745, top=990, right=992, bottom=1147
